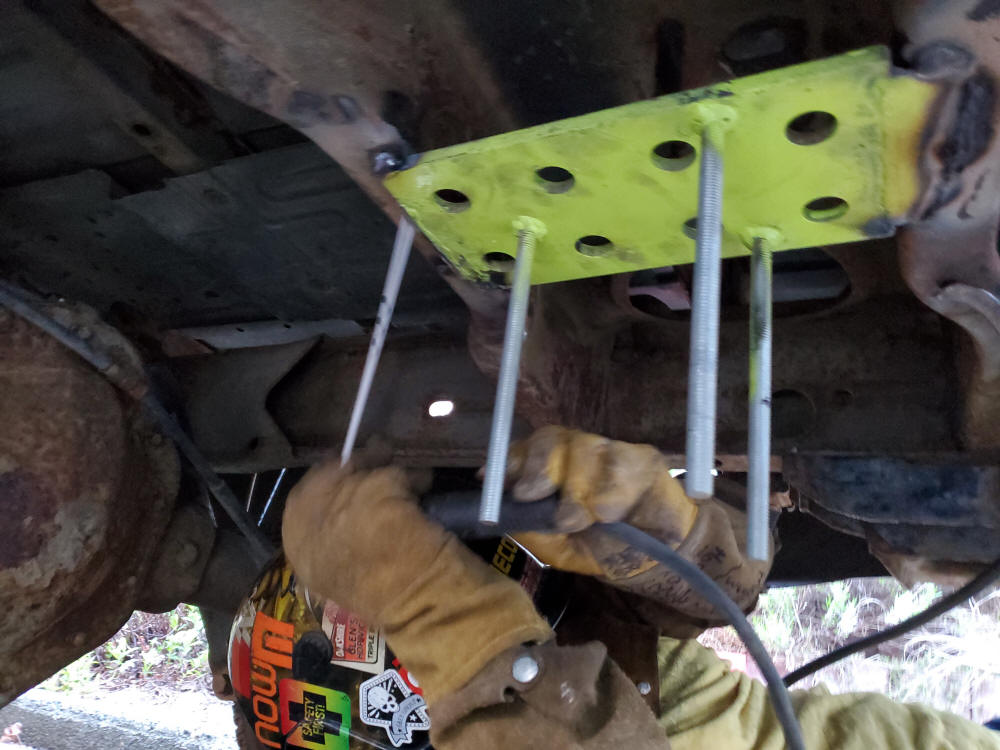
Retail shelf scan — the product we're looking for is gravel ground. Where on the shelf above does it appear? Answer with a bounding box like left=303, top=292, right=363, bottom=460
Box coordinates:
left=0, top=686, right=238, bottom=750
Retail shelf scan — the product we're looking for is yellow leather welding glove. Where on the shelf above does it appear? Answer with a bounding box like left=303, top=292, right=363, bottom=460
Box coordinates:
left=510, top=426, right=770, bottom=623
left=282, top=459, right=553, bottom=705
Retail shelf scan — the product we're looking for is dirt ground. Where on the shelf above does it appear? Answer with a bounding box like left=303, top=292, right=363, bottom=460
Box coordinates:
left=1, top=606, right=238, bottom=750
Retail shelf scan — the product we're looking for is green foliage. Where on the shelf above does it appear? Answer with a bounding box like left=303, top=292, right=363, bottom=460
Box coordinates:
left=40, top=604, right=211, bottom=694
left=40, top=653, right=100, bottom=694
left=701, top=578, right=1000, bottom=723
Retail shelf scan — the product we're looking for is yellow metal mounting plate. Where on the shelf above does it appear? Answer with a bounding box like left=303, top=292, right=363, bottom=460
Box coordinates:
left=385, top=47, right=935, bottom=285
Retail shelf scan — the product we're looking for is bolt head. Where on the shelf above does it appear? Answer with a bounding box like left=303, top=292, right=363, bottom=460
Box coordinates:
left=511, top=654, right=539, bottom=684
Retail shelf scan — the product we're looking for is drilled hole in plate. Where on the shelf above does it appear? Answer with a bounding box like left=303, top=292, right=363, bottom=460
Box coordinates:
left=575, top=235, right=614, bottom=257
left=682, top=217, right=698, bottom=239
left=484, top=251, right=516, bottom=272
left=803, top=196, right=848, bottom=222
left=785, top=111, right=837, bottom=145
left=535, top=166, right=575, bottom=193
left=434, top=188, right=471, bottom=212
left=651, top=140, right=696, bottom=171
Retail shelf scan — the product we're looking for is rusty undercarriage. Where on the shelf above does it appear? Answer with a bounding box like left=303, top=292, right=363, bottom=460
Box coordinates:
left=2, top=0, right=1000, bottom=710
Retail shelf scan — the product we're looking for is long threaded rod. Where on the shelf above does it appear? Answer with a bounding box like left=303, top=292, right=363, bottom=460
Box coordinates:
left=685, top=125, right=725, bottom=500
left=340, top=215, right=415, bottom=465
left=480, top=229, right=536, bottom=524
left=747, top=236, right=773, bottom=561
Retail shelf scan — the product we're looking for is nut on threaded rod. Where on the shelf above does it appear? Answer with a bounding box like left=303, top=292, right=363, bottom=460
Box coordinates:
left=480, top=218, right=546, bottom=525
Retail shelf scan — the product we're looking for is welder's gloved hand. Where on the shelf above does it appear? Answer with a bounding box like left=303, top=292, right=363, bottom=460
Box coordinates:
left=282, top=460, right=552, bottom=705
left=509, top=426, right=770, bottom=629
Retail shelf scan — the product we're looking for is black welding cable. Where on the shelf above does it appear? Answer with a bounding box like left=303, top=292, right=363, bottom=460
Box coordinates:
left=784, top=555, right=1000, bottom=687
left=141, top=395, right=275, bottom=564
left=0, top=281, right=114, bottom=370
left=0, top=281, right=275, bottom=565
left=599, top=522, right=807, bottom=750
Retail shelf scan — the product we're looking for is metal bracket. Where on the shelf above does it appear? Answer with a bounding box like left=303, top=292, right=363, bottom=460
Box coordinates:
left=386, top=46, right=934, bottom=286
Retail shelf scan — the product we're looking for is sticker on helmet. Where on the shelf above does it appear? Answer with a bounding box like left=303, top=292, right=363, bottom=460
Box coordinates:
left=279, top=679, right=351, bottom=750
left=390, top=658, right=423, bottom=697
left=321, top=601, right=386, bottom=674
left=358, top=669, right=431, bottom=747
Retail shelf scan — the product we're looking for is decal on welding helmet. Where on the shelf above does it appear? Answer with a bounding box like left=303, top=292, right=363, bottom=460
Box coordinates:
left=250, top=612, right=295, bottom=748
left=390, top=658, right=423, bottom=697
left=359, top=669, right=431, bottom=747
left=321, top=601, right=386, bottom=674
left=279, top=679, right=351, bottom=750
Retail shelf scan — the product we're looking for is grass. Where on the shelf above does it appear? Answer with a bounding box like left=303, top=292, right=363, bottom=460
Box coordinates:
left=700, top=578, right=1000, bottom=723
left=39, top=604, right=211, bottom=695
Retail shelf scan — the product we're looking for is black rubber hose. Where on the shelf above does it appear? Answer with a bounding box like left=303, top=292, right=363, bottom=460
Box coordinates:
left=0, top=280, right=114, bottom=370
left=141, top=395, right=275, bottom=564
left=422, top=492, right=807, bottom=749
left=421, top=489, right=560, bottom=537
left=599, top=522, right=807, bottom=750
left=784, top=555, right=1000, bottom=687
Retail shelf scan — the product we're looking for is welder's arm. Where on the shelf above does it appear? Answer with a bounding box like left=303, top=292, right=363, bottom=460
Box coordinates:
left=509, top=427, right=771, bottom=634
left=282, top=459, right=668, bottom=749
left=656, top=636, right=1000, bottom=750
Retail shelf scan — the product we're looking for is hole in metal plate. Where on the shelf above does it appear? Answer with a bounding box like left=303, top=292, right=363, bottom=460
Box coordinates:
left=786, top=111, right=837, bottom=145
left=651, top=140, right=696, bottom=171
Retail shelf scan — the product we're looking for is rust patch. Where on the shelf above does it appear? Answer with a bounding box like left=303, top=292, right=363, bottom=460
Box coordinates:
left=285, top=90, right=356, bottom=128
left=0, top=470, right=55, bottom=567
left=922, top=70, right=996, bottom=220
left=0, top=310, right=178, bottom=707
left=935, top=71, right=995, bottom=176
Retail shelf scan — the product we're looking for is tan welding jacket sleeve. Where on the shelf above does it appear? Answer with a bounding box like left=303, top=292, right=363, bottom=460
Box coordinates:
left=654, top=636, right=1000, bottom=750
left=434, top=635, right=1000, bottom=749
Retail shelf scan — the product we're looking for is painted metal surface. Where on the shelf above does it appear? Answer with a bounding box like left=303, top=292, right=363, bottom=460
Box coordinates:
left=386, top=47, right=935, bottom=284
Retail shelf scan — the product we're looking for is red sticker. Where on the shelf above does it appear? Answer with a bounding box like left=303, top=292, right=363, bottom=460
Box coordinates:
left=391, top=658, right=424, bottom=697
left=324, top=603, right=379, bottom=664
left=230, top=638, right=251, bottom=699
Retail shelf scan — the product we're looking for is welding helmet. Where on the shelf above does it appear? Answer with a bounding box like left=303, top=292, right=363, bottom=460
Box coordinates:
left=230, top=538, right=565, bottom=749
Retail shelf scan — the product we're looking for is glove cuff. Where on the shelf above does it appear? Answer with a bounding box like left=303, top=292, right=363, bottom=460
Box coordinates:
left=600, top=499, right=770, bottom=623
left=380, top=536, right=554, bottom=705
